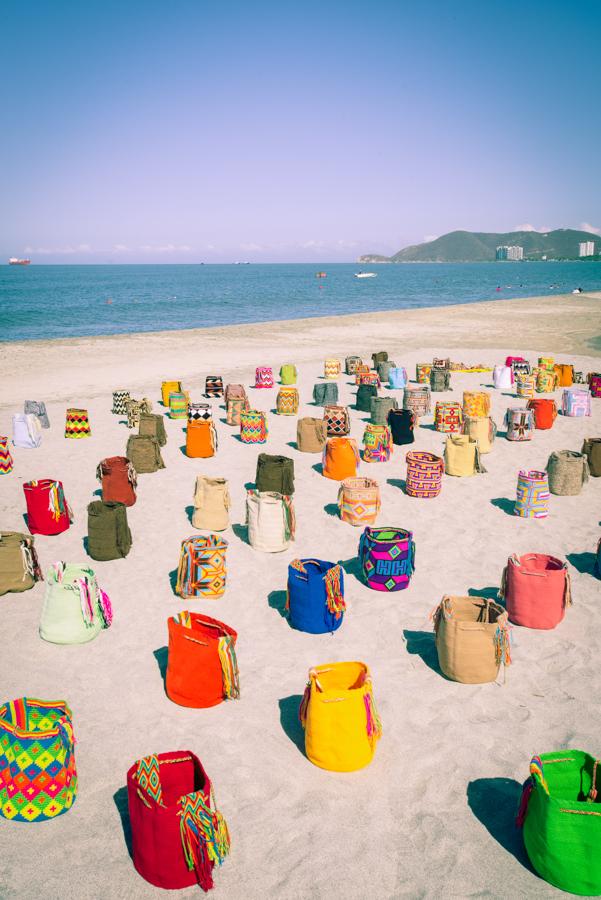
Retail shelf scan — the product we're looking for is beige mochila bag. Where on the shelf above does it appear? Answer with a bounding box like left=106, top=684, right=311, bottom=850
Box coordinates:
left=192, top=476, right=230, bottom=531
left=433, top=595, right=511, bottom=684
left=297, top=417, right=328, bottom=453
left=461, top=415, right=496, bottom=454
left=443, top=434, right=486, bottom=476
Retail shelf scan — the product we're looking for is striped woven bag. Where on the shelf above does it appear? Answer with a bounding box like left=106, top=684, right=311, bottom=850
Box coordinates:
left=405, top=451, right=444, bottom=498
left=515, top=470, right=550, bottom=518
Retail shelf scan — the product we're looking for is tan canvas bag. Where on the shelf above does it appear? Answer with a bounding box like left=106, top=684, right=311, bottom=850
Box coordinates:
left=462, top=415, right=496, bottom=454
left=297, top=417, right=328, bottom=453
left=433, top=595, right=510, bottom=684
left=444, top=434, right=486, bottom=476
left=192, top=476, right=230, bottom=531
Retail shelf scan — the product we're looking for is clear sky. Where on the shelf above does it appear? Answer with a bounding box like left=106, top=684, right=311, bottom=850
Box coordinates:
left=2, top=0, right=600, bottom=263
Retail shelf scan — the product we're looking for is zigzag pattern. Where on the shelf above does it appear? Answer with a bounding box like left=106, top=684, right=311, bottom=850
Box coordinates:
left=111, top=390, right=130, bottom=415
left=135, top=755, right=163, bottom=804
left=254, top=367, right=274, bottom=388
left=240, top=411, right=268, bottom=444
left=0, top=437, right=13, bottom=474
left=64, top=409, right=91, bottom=438
left=205, top=376, right=224, bottom=397
left=276, top=388, right=299, bottom=415
left=462, top=391, right=490, bottom=418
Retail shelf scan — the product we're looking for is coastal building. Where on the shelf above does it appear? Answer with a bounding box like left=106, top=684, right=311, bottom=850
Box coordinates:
left=579, top=240, right=595, bottom=257
left=496, top=245, right=524, bottom=261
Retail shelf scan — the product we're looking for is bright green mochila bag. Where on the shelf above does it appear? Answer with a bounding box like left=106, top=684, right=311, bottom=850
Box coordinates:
left=279, top=364, right=297, bottom=385
left=517, top=750, right=601, bottom=895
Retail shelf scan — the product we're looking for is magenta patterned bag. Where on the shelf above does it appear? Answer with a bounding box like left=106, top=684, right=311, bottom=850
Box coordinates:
left=588, top=373, right=601, bottom=398
left=255, top=367, right=274, bottom=389
left=358, top=527, right=415, bottom=592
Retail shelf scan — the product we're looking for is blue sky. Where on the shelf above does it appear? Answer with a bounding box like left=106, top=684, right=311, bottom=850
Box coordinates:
left=2, top=0, right=600, bottom=263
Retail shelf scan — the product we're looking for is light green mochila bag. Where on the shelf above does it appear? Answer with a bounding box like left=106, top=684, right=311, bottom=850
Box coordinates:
left=279, top=364, right=297, bottom=385
left=39, top=563, right=112, bottom=644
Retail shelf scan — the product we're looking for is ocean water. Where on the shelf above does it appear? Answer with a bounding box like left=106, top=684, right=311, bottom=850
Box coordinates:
left=1, top=261, right=600, bottom=342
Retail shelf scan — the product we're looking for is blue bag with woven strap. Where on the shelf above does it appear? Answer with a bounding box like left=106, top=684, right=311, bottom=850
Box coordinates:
left=286, top=559, right=345, bottom=634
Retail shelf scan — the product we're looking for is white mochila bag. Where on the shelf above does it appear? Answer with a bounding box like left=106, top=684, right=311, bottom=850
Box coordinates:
left=12, top=414, right=42, bottom=449
left=192, top=476, right=230, bottom=531
left=246, top=490, right=295, bottom=552
left=493, top=365, right=514, bottom=389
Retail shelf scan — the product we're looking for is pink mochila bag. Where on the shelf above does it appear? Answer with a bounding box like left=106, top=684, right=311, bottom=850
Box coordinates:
left=499, top=553, right=572, bottom=630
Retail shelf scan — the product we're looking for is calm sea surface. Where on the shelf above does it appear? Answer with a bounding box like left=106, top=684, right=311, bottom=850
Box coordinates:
left=1, top=261, right=600, bottom=342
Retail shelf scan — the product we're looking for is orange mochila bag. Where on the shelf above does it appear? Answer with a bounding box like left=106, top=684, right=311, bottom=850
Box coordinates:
left=165, top=612, right=239, bottom=709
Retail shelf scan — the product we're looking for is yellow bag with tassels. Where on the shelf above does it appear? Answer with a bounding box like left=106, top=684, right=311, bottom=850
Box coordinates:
left=299, top=661, right=381, bottom=772
left=161, top=380, right=182, bottom=406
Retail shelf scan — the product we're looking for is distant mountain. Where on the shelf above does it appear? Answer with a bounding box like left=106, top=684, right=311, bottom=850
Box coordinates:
left=358, top=229, right=599, bottom=263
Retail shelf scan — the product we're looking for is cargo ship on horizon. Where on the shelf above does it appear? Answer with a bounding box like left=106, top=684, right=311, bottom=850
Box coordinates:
left=8, top=257, right=31, bottom=265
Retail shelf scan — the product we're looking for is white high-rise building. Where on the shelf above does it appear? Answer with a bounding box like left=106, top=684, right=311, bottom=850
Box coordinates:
left=497, top=245, right=524, bottom=260
left=579, top=240, right=595, bottom=257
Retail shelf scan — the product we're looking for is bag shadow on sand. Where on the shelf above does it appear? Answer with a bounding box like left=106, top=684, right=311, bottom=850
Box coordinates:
left=467, top=778, right=532, bottom=871
left=278, top=695, right=306, bottom=755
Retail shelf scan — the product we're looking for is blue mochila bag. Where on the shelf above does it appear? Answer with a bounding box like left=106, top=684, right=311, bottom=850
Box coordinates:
left=286, top=559, right=345, bottom=634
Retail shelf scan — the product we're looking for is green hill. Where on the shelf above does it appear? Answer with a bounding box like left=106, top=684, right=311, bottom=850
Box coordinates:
left=358, top=228, right=598, bottom=263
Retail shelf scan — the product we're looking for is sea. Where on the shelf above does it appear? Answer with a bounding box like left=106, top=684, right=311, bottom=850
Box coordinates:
left=1, top=261, right=600, bottom=342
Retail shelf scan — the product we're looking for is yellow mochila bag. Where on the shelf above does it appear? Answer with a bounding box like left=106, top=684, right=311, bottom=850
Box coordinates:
left=161, top=380, right=182, bottom=406
left=299, top=661, right=382, bottom=772
left=443, top=434, right=486, bottom=476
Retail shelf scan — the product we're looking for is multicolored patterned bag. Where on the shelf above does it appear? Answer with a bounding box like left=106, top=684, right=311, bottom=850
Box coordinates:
left=359, top=526, right=415, bottom=591
left=287, top=560, right=345, bottom=634
left=166, top=612, right=239, bottom=708
left=506, top=356, right=530, bottom=377
left=582, top=437, right=601, bottom=477
left=324, top=358, right=341, bottom=379
left=279, top=364, right=297, bottom=385
left=430, top=368, right=451, bottom=392
left=505, top=407, right=535, bottom=441
left=546, top=450, right=589, bottom=496
left=112, top=390, right=130, bottom=415
left=313, top=382, right=338, bottom=406
left=299, top=662, right=381, bottom=772
left=403, top=386, right=431, bottom=418
left=416, top=363, right=432, bottom=384
left=188, top=402, right=212, bottom=421
left=0, top=698, right=77, bottom=822
left=358, top=371, right=381, bottom=388
left=39, top=562, right=112, bottom=644
left=527, top=397, right=558, bottom=430
left=588, top=373, right=601, bottom=398
left=562, top=388, right=592, bottom=417
left=518, top=750, right=601, bottom=896
left=0, top=437, right=13, bottom=474
left=405, top=451, right=444, bottom=498
left=354, top=364, right=371, bottom=384
left=226, top=396, right=249, bottom=426
left=370, top=396, right=398, bottom=426
left=192, top=476, right=230, bottom=531
left=515, top=470, right=550, bottom=518
left=324, top=405, right=350, bottom=436
left=205, top=376, right=224, bottom=398
left=175, top=536, right=228, bottom=599
left=0, top=532, right=42, bottom=596
left=322, top=437, right=360, bottom=481
left=23, top=479, right=72, bottom=535
left=493, top=365, right=513, bottom=389
left=297, top=417, right=327, bottom=453
left=461, top=415, right=496, bottom=453
left=345, top=356, right=362, bottom=375
left=536, top=368, right=558, bottom=393
left=126, top=397, right=152, bottom=429
left=246, top=490, right=295, bottom=552
left=388, top=367, right=408, bottom=389
left=254, top=366, right=274, bottom=389
left=337, top=477, right=380, bottom=527
left=362, top=424, right=392, bottom=462
left=434, top=401, right=463, bottom=433
left=433, top=596, right=511, bottom=684
left=127, top=750, right=230, bottom=891
left=276, top=387, right=299, bottom=415
left=356, top=383, right=377, bottom=412
left=64, top=408, right=91, bottom=438
left=462, top=391, right=490, bottom=418
left=499, top=553, right=571, bottom=630
left=388, top=408, right=415, bottom=445
left=240, top=409, right=268, bottom=443
left=516, top=374, right=536, bottom=398
left=168, top=392, right=188, bottom=420
left=444, top=434, right=485, bottom=477
left=538, top=356, right=555, bottom=372
left=573, top=371, right=585, bottom=384
left=161, top=380, right=182, bottom=406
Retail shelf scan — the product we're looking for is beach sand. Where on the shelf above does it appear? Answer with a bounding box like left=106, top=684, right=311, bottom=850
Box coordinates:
left=1, top=292, right=600, bottom=899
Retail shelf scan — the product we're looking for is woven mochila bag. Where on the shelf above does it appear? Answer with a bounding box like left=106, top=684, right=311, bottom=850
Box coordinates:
left=169, top=392, right=189, bottom=420
left=354, top=364, right=371, bottom=384
left=0, top=532, right=42, bottom=596
left=276, top=387, right=299, bottom=415
left=430, top=368, right=451, bottom=392
left=87, top=500, right=132, bottom=560
left=362, top=424, right=392, bottom=463
left=535, top=368, right=558, bottom=393
left=462, top=391, right=490, bottom=418
left=505, top=407, right=535, bottom=441
left=186, top=420, right=218, bottom=459
left=432, top=595, right=511, bottom=684
left=226, top=396, right=249, bottom=426
left=96, top=455, right=137, bottom=506
left=322, top=437, right=360, bottom=481
left=240, top=409, right=268, bottom=444
left=224, top=383, right=247, bottom=404
left=588, top=372, right=601, bottom=398
left=112, top=390, right=130, bottom=415
left=405, top=451, right=444, bottom=498
left=0, top=436, right=13, bottom=474
left=256, top=453, right=295, bottom=495
left=297, top=417, right=327, bottom=453
left=166, top=612, right=239, bottom=708
left=416, top=363, right=432, bottom=384
left=338, top=477, right=380, bottom=527
left=554, top=363, right=574, bottom=387
left=188, top=402, right=212, bottom=422
left=39, top=562, right=112, bottom=643
left=582, top=438, right=601, bottom=477
left=324, top=358, right=341, bottom=379
left=388, top=408, right=415, bottom=445
left=192, top=477, right=230, bottom=531
left=126, top=435, right=165, bottom=473
left=404, top=385, right=431, bottom=417
left=516, top=374, right=536, bottom=398
left=538, top=356, right=555, bottom=372
left=359, top=526, right=415, bottom=591
left=461, top=415, right=496, bottom=453
left=443, top=434, right=486, bottom=477
left=527, top=397, right=557, bottom=430
left=299, top=662, right=382, bottom=772
left=161, top=380, right=182, bottom=406
left=562, top=388, right=592, bottom=417
left=388, top=366, right=408, bottom=389
left=64, top=408, right=91, bottom=438
left=0, top=699, right=77, bottom=822
left=499, top=553, right=571, bottom=630
left=517, top=751, right=601, bottom=896
left=176, top=536, right=228, bottom=599
left=138, top=412, right=167, bottom=446
left=313, top=382, right=338, bottom=406
left=356, top=383, right=377, bottom=412
left=546, top=450, right=589, bottom=496
left=279, top=363, right=297, bottom=385
left=434, top=401, right=463, bottom=433
left=23, top=479, right=72, bottom=535
left=24, top=400, right=50, bottom=429
left=126, top=397, right=152, bottom=429
left=515, top=469, right=550, bottom=518
left=324, top=404, right=350, bottom=436
left=573, top=370, right=585, bottom=384
left=254, top=366, right=274, bottom=389
left=506, top=355, right=529, bottom=372
left=372, top=351, right=388, bottom=367
left=370, top=396, right=398, bottom=426
left=345, top=356, right=362, bottom=375
left=493, top=365, right=514, bottom=389
left=358, top=371, right=381, bottom=388
left=204, top=376, right=223, bottom=398
left=377, top=360, right=397, bottom=383
left=287, top=560, right=345, bottom=634
left=246, top=490, right=295, bottom=552
left=13, top=413, right=42, bottom=449
left=127, top=750, right=230, bottom=891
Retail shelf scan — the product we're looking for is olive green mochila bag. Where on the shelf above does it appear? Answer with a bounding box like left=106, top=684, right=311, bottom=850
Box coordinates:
left=138, top=412, right=167, bottom=447
left=126, top=435, right=165, bottom=474
left=0, top=532, right=43, bottom=596
left=87, top=500, right=132, bottom=561
left=255, top=454, right=295, bottom=495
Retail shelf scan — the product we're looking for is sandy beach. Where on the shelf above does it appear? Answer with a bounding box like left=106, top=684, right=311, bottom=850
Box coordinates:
left=1, top=292, right=601, bottom=899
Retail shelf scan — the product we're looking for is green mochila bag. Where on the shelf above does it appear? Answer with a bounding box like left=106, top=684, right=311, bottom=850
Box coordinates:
left=126, top=434, right=165, bottom=473
left=0, top=532, right=43, bottom=596
left=356, top=384, right=378, bottom=412
left=87, top=500, right=132, bottom=560
left=39, top=562, right=113, bottom=645
left=518, top=750, right=601, bottom=895
left=138, top=412, right=167, bottom=447
left=255, top=453, right=295, bottom=495
left=280, top=364, right=297, bottom=385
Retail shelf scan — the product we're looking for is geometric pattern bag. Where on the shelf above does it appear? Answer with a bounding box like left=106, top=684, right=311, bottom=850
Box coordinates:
left=535, top=368, right=558, bottom=393
left=0, top=436, right=13, bottom=474
left=434, top=401, right=463, bottom=433
left=561, top=388, right=592, bottom=417
left=588, top=373, right=601, bottom=398
left=127, top=750, right=230, bottom=891
left=462, top=391, right=491, bottom=418
left=504, top=407, right=535, bottom=441
left=226, top=396, right=249, bottom=427
left=345, top=356, right=363, bottom=376
left=204, top=376, right=223, bottom=398
left=516, top=374, right=536, bottom=399
left=126, top=398, right=152, bottom=430
left=432, top=595, right=511, bottom=684
left=299, top=662, right=382, bottom=772
left=337, top=477, right=380, bottom=527
left=324, top=405, right=350, bottom=436
left=39, top=562, right=113, bottom=644
left=538, top=356, right=555, bottom=372
left=354, top=364, right=371, bottom=385
left=405, top=451, right=444, bottom=498
left=286, top=560, right=345, bottom=634
left=188, top=402, right=212, bottom=422
left=64, top=408, right=91, bottom=439
left=240, top=409, right=268, bottom=444
left=499, top=553, right=571, bottom=630
left=362, top=424, right=393, bottom=462
left=324, top=359, right=342, bottom=379
left=358, top=526, right=415, bottom=591
left=276, top=387, right=299, bottom=415
left=357, top=371, right=381, bottom=388
left=112, top=390, right=130, bottom=415
left=175, top=536, right=228, bottom=599
left=169, top=392, right=189, bottom=420
left=0, top=698, right=77, bottom=821
left=416, top=363, right=432, bottom=384
left=165, top=612, right=239, bottom=708
left=403, top=386, right=431, bottom=418
left=254, top=367, right=274, bottom=389
left=515, top=470, right=550, bottom=518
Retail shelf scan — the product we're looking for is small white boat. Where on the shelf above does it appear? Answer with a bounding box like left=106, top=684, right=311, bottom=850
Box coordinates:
left=354, top=272, right=377, bottom=279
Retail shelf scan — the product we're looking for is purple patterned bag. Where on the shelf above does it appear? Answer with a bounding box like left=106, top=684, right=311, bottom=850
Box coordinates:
left=358, top=526, right=415, bottom=592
